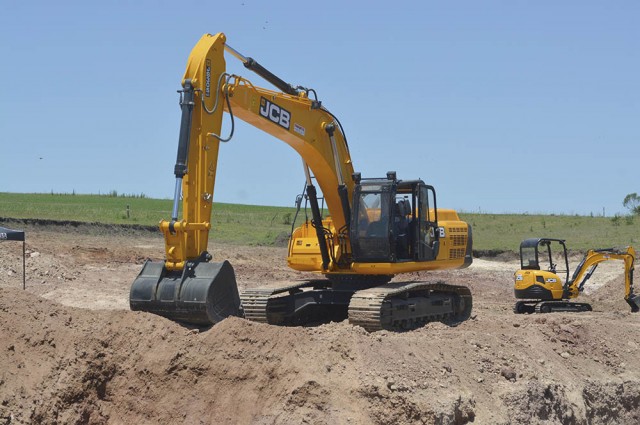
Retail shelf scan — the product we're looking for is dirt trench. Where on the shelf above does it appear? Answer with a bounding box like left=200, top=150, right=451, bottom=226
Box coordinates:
left=1, top=222, right=639, bottom=424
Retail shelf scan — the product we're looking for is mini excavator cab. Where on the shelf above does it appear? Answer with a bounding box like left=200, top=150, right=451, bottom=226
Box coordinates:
left=350, top=172, right=440, bottom=263
left=515, top=238, right=571, bottom=305
left=519, top=238, right=569, bottom=280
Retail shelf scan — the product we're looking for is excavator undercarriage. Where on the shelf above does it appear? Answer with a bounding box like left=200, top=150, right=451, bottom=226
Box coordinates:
left=238, top=279, right=472, bottom=332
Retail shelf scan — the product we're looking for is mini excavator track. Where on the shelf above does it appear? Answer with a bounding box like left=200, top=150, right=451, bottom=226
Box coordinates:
left=533, top=301, right=592, bottom=314
left=513, top=300, right=592, bottom=314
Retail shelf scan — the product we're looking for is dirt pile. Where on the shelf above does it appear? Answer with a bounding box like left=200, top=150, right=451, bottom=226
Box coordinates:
left=1, top=223, right=639, bottom=424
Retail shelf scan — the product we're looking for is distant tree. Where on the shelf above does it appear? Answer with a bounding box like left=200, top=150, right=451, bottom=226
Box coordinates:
left=623, top=193, right=640, bottom=215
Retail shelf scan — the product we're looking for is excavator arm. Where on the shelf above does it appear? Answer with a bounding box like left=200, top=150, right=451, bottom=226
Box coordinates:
left=160, top=33, right=226, bottom=270
left=566, top=246, right=639, bottom=312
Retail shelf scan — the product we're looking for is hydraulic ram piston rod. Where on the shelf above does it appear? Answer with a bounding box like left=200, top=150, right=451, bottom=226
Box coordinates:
left=224, top=43, right=298, bottom=96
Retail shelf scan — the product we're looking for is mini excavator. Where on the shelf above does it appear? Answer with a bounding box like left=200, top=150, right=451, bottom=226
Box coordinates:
left=129, top=33, right=473, bottom=331
left=513, top=238, right=639, bottom=314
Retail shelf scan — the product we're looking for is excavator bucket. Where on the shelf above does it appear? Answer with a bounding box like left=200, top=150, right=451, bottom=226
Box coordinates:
left=626, top=294, right=640, bottom=313
left=130, top=260, right=243, bottom=325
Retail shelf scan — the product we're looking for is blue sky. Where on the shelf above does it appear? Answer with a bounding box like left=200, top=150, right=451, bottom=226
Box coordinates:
left=1, top=1, right=638, bottom=216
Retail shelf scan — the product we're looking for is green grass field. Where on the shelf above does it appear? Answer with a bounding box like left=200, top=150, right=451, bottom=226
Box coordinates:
left=0, top=192, right=307, bottom=247
left=1, top=192, right=638, bottom=252
left=464, top=213, right=639, bottom=252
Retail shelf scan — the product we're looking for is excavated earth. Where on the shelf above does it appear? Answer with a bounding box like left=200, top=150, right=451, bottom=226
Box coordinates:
left=1, top=220, right=639, bottom=424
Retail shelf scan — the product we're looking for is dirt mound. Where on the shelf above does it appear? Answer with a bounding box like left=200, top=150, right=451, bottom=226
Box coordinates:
left=1, top=224, right=640, bottom=424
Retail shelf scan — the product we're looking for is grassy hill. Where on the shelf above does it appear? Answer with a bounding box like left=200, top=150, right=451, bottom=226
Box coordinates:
left=1, top=192, right=638, bottom=252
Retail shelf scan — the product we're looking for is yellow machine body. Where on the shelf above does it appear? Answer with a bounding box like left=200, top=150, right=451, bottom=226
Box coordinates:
left=513, top=238, right=638, bottom=313
left=130, top=33, right=473, bottom=327
left=514, top=269, right=565, bottom=300
left=288, top=209, right=470, bottom=274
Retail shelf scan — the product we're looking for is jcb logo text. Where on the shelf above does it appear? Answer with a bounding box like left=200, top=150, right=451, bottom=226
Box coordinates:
left=259, top=97, right=290, bottom=130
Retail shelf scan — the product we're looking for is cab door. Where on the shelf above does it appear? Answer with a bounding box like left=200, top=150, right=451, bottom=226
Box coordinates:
left=349, top=183, right=394, bottom=262
left=416, top=184, right=439, bottom=261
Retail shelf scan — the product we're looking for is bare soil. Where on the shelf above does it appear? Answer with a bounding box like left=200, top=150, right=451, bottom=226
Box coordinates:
left=0, top=221, right=639, bottom=424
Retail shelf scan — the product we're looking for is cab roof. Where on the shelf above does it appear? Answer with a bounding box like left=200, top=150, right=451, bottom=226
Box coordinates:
left=520, top=238, right=566, bottom=249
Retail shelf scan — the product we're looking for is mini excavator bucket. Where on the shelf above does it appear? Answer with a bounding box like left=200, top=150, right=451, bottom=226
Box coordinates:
left=129, top=260, right=243, bottom=325
left=626, top=294, right=640, bottom=313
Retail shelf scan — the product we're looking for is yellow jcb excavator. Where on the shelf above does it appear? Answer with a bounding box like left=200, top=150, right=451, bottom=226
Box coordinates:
left=129, top=33, right=473, bottom=331
left=513, top=238, right=639, bottom=314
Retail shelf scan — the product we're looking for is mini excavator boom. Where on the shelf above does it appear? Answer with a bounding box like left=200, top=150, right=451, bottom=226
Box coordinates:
left=513, top=238, right=639, bottom=314
left=129, top=33, right=473, bottom=331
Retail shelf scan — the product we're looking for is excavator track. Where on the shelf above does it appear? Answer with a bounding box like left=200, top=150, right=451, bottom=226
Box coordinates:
left=240, top=281, right=319, bottom=325
left=240, top=280, right=473, bottom=332
left=348, top=282, right=472, bottom=332
left=513, top=300, right=593, bottom=314
left=534, top=301, right=592, bottom=313
left=513, top=301, right=537, bottom=314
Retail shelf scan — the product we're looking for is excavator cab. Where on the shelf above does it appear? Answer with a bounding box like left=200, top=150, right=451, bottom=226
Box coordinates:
left=350, top=172, right=439, bottom=263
